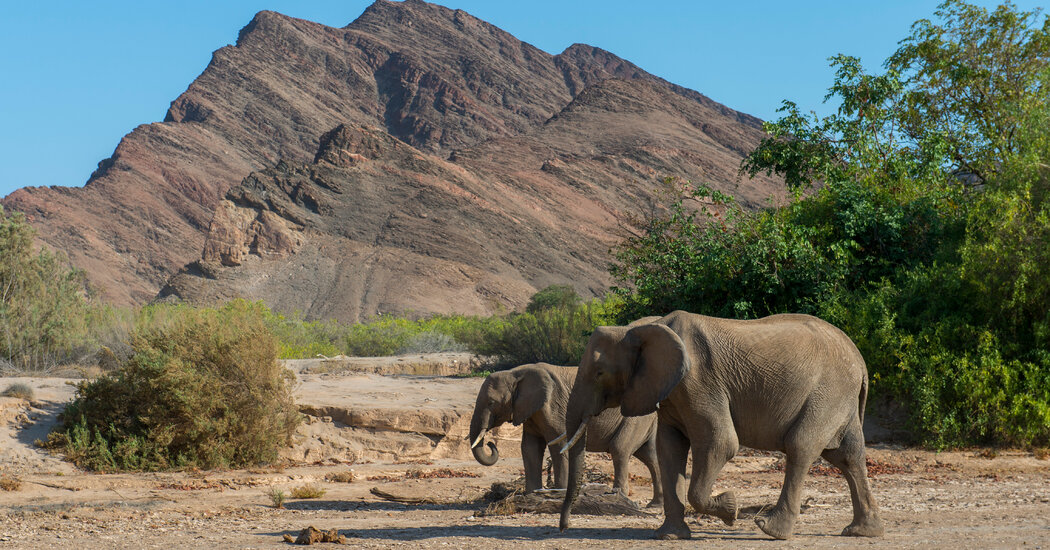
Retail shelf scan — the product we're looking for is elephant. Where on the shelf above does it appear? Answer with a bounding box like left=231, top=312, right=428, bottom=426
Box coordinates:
left=467, top=361, right=663, bottom=505
left=558, top=310, right=884, bottom=540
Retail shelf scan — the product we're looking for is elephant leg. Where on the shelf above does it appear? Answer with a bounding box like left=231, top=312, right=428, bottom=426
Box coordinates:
left=686, top=429, right=738, bottom=526
left=610, top=450, right=631, bottom=498
left=755, top=413, right=827, bottom=540
left=822, top=417, right=884, bottom=537
left=633, top=439, right=663, bottom=508
left=550, top=443, right=569, bottom=489
left=654, top=423, right=691, bottom=540
left=522, top=431, right=546, bottom=493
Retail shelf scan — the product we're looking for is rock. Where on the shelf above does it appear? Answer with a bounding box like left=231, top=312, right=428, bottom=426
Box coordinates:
left=284, top=367, right=522, bottom=464
left=289, top=526, right=345, bottom=545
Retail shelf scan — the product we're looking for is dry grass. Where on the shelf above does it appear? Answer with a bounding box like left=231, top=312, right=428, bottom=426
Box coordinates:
left=290, top=484, right=327, bottom=499
left=482, top=493, right=522, bottom=516
left=324, top=470, right=356, bottom=483
left=404, top=468, right=479, bottom=480
left=0, top=476, right=23, bottom=491
left=1, top=382, right=34, bottom=401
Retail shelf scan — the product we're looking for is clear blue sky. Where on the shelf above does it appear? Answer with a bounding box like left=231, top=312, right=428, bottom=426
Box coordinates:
left=0, top=0, right=1040, bottom=198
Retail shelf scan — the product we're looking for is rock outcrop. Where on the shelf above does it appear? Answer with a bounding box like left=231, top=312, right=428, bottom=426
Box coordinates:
left=160, top=77, right=783, bottom=321
left=3, top=0, right=781, bottom=311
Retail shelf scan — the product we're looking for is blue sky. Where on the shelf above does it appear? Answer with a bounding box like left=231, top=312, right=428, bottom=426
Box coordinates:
left=0, top=0, right=1041, bottom=198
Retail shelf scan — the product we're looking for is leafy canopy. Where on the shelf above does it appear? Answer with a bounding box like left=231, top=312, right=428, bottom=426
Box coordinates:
left=614, top=1, right=1050, bottom=447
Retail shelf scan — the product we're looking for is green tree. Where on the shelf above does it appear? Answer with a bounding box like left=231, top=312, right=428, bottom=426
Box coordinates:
left=526, top=284, right=582, bottom=313
left=0, top=206, right=95, bottom=371
left=614, top=1, right=1050, bottom=447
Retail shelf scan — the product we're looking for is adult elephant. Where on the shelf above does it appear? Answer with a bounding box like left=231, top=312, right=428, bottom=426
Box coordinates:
left=558, top=311, right=884, bottom=540
left=468, top=362, right=662, bottom=505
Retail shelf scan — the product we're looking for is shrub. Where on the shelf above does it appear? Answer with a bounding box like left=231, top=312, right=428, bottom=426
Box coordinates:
left=1, top=382, right=34, bottom=401
left=398, top=331, right=466, bottom=354
left=47, top=300, right=301, bottom=471
left=482, top=298, right=621, bottom=368
left=267, top=487, right=286, bottom=509
left=290, top=484, right=326, bottom=499
left=262, top=310, right=348, bottom=359
left=0, top=476, right=22, bottom=491
left=344, top=316, right=420, bottom=357
left=0, top=206, right=97, bottom=372
left=526, top=285, right=581, bottom=313
left=343, top=314, right=501, bottom=357
left=325, top=470, right=356, bottom=483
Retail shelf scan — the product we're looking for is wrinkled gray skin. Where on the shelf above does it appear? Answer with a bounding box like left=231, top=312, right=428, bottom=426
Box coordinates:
left=560, top=311, right=884, bottom=540
left=467, top=362, right=662, bottom=505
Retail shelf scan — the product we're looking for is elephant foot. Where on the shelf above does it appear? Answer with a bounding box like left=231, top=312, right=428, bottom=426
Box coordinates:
left=645, top=496, right=663, bottom=509
left=841, top=516, right=885, bottom=537
left=712, top=491, right=737, bottom=526
left=755, top=508, right=797, bottom=540
left=655, top=519, right=691, bottom=540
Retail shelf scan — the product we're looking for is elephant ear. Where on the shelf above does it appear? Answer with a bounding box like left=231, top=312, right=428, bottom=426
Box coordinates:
left=512, top=367, right=553, bottom=426
left=620, top=324, right=690, bottom=417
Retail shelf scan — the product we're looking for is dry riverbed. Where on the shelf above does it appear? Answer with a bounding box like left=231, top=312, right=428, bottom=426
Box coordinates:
left=0, top=356, right=1047, bottom=549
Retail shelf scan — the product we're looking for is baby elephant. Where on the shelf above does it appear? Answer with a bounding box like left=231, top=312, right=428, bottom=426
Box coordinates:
left=467, top=362, right=662, bottom=506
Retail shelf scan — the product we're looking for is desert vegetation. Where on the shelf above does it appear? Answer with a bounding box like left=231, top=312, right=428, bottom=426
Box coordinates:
left=611, top=1, right=1050, bottom=447
left=46, top=301, right=301, bottom=471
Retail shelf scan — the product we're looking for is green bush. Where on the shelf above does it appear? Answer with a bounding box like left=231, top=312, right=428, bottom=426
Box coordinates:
left=48, top=300, right=301, bottom=471
left=342, top=314, right=504, bottom=357
left=262, top=309, right=347, bottom=359
left=526, top=285, right=581, bottom=313
left=336, top=292, right=621, bottom=368
left=611, top=1, right=1050, bottom=447
left=0, top=206, right=97, bottom=372
left=482, top=299, right=621, bottom=367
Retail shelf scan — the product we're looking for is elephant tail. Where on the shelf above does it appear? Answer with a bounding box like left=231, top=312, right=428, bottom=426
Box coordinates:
left=858, top=376, right=868, bottom=426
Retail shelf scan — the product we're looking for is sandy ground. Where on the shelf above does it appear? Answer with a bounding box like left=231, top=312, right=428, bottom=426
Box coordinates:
left=0, top=358, right=1048, bottom=549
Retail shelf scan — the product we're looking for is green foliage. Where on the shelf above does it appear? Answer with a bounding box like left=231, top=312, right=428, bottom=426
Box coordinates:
left=267, top=487, right=286, bottom=509
left=526, top=285, right=582, bottom=313
left=0, top=206, right=97, bottom=372
left=614, top=1, right=1050, bottom=447
left=342, top=314, right=500, bottom=357
left=482, top=298, right=620, bottom=368
left=262, top=310, right=347, bottom=359
left=338, top=293, right=620, bottom=368
left=48, top=300, right=300, bottom=471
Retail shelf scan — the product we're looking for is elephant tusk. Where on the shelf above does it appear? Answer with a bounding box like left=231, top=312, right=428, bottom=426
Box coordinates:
left=549, top=432, right=568, bottom=446
left=559, top=417, right=589, bottom=455
left=471, top=431, right=486, bottom=449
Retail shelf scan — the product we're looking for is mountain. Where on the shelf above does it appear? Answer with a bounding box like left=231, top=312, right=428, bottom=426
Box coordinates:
left=3, top=0, right=781, bottom=318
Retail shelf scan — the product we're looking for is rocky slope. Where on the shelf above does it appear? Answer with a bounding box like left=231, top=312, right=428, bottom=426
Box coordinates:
left=159, top=76, right=782, bottom=321
left=3, top=0, right=780, bottom=313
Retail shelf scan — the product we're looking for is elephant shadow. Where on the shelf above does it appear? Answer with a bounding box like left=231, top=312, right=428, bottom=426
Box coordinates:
left=281, top=500, right=480, bottom=512
left=260, top=524, right=657, bottom=542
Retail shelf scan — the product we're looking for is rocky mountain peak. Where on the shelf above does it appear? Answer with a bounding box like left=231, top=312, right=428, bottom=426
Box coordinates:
left=4, top=0, right=780, bottom=312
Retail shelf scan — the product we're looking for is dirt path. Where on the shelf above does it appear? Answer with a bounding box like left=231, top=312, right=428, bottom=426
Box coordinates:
left=1, top=361, right=1048, bottom=549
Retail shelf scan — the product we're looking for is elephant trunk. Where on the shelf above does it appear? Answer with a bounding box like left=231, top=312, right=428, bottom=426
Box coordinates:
left=471, top=440, right=499, bottom=466
left=468, top=408, right=499, bottom=466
